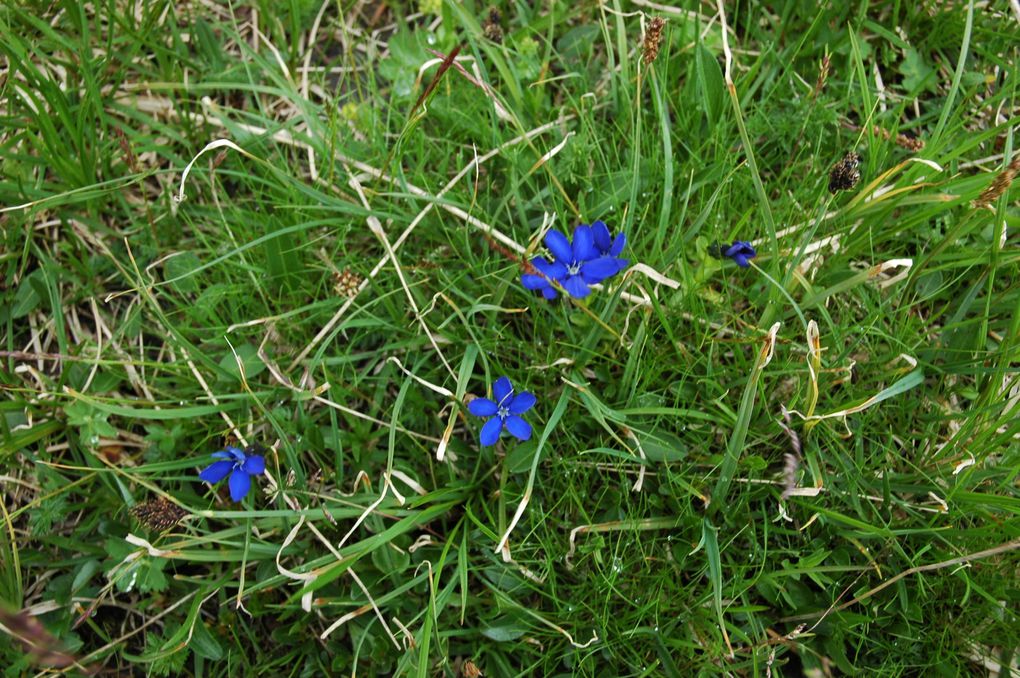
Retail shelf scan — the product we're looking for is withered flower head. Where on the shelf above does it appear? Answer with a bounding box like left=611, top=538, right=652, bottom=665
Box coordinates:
left=130, top=497, right=188, bottom=531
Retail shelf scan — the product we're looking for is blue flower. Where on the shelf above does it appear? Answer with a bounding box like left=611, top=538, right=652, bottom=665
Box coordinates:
left=198, top=446, right=265, bottom=502
left=467, top=376, right=536, bottom=446
left=520, top=256, right=566, bottom=300
left=724, top=240, right=757, bottom=268
left=591, top=220, right=629, bottom=274
left=520, top=223, right=624, bottom=299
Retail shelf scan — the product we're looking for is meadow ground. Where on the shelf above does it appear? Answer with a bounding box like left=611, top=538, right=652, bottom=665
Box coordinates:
left=1, top=1, right=1019, bottom=676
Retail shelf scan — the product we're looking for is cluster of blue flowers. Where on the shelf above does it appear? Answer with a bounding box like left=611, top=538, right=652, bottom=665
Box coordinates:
left=520, top=220, right=629, bottom=299
left=196, top=220, right=758, bottom=500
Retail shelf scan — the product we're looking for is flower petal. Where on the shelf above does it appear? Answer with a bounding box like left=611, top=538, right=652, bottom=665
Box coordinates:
left=544, top=229, right=573, bottom=263
left=725, top=241, right=755, bottom=259
left=212, top=451, right=233, bottom=460
left=563, top=275, right=591, bottom=299
left=541, top=286, right=558, bottom=299
left=504, top=415, right=532, bottom=441
left=243, top=455, right=265, bottom=475
left=225, top=446, right=246, bottom=463
left=532, top=257, right=567, bottom=279
left=468, top=398, right=499, bottom=417
left=591, top=220, right=611, bottom=252
left=580, top=257, right=621, bottom=284
left=479, top=416, right=504, bottom=446
left=199, top=460, right=234, bottom=484
left=609, top=233, right=626, bottom=257
left=228, top=470, right=252, bottom=502
left=493, top=376, right=514, bottom=404
left=572, top=224, right=595, bottom=261
left=734, top=254, right=750, bottom=268
left=615, top=258, right=630, bottom=273
left=509, top=391, right=536, bottom=414
left=521, top=274, right=550, bottom=291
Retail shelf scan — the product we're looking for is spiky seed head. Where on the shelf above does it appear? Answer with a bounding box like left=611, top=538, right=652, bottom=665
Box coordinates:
left=130, top=498, right=188, bottom=531
left=829, top=151, right=862, bottom=193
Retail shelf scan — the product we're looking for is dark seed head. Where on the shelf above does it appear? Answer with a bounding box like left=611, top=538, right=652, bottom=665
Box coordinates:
left=482, top=7, right=503, bottom=43
left=829, top=151, right=862, bottom=193
left=130, top=498, right=188, bottom=531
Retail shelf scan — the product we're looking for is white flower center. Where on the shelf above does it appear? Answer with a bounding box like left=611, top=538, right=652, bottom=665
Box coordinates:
left=567, top=261, right=581, bottom=275
left=498, top=406, right=510, bottom=418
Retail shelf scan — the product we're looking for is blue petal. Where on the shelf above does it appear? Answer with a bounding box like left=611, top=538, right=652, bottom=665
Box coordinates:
left=610, top=233, right=626, bottom=257
left=228, top=470, right=251, bottom=501
left=615, top=258, right=630, bottom=273
left=225, top=446, right=246, bottom=463
left=572, top=225, right=595, bottom=261
left=521, top=274, right=551, bottom=290
left=493, top=376, right=513, bottom=405
left=212, top=451, right=233, bottom=460
left=725, top=241, right=755, bottom=258
left=509, top=391, right=536, bottom=414
left=544, top=229, right=573, bottom=263
left=734, top=254, right=751, bottom=268
left=532, top=257, right=567, bottom=279
left=591, top=220, right=611, bottom=252
left=541, top=286, right=558, bottom=299
left=580, top=257, right=621, bottom=284
left=468, top=398, right=499, bottom=416
left=243, top=455, right=265, bottom=475
left=479, top=416, right=504, bottom=446
left=504, top=415, right=532, bottom=441
left=199, top=460, right=234, bottom=484
left=563, top=275, right=591, bottom=298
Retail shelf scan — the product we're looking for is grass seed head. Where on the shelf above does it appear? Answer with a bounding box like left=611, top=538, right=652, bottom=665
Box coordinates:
left=642, top=17, right=666, bottom=65
left=130, top=498, right=188, bottom=531
left=973, top=154, right=1020, bottom=209
left=334, top=268, right=363, bottom=298
left=829, top=151, right=862, bottom=193
left=482, top=7, right=503, bottom=43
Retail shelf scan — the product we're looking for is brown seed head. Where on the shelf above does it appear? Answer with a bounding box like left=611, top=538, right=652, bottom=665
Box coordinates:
left=973, top=154, right=1020, bottom=210
left=130, top=498, right=188, bottom=531
left=642, top=17, right=666, bottom=65
left=333, top=268, right=363, bottom=298
left=813, top=54, right=831, bottom=97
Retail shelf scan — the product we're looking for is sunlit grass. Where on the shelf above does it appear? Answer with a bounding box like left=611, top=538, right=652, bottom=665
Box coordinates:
left=1, top=1, right=1018, bottom=676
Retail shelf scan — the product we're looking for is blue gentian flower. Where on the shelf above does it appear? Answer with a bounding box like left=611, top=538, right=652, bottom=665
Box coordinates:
left=467, top=376, right=536, bottom=446
left=520, top=223, right=623, bottom=299
left=724, top=241, right=757, bottom=268
left=590, top=220, right=629, bottom=274
left=520, top=256, right=566, bottom=300
left=198, top=446, right=265, bottom=502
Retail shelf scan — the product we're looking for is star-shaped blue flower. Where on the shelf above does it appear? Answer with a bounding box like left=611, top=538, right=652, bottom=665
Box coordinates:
left=198, top=446, right=265, bottom=502
left=467, top=376, right=536, bottom=446
left=724, top=240, right=757, bottom=268
left=520, top=223, right=624, bottom=299
left=591, top=220, right=629, bottom=274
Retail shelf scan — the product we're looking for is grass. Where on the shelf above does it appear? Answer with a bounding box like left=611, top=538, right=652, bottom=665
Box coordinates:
left=1, top=0, right=1019, bottom=675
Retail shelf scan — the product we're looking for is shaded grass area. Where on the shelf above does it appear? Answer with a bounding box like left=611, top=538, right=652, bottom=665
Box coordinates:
left=1, top=1, right=1019, bottom=675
